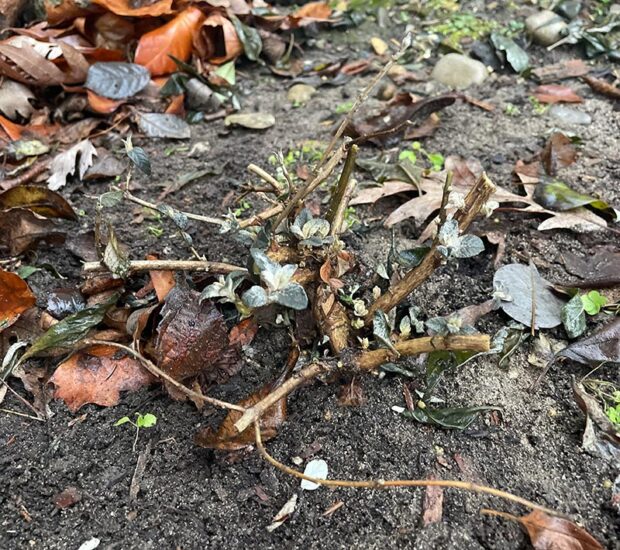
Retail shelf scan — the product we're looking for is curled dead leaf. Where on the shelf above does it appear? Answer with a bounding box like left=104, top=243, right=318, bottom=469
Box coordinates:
left=194, top=12, right=243, bottom=65
left=0, top=269, right=36, bottom=332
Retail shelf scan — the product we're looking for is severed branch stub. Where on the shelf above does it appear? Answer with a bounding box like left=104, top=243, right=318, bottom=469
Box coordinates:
left=234, top=334, right=490, bottom=434
left=365, top=173, right=496, bottom=324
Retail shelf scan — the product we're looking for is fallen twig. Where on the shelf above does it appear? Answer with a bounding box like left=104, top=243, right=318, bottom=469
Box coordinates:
left=254, top=423, right=564, bottom=517
left=0, top=160, right=49, bottom=190
left=130, top=439, right=152, bottom=503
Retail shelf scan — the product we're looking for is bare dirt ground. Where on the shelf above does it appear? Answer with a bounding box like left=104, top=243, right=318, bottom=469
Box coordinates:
left=1, top=2, right=619, bottom=549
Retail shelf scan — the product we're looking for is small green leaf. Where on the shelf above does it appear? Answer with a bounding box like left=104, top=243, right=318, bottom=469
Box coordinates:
left=398, top=150, right=417, bottom=163
left=427, top=152, right=444, bottom=171
left=114, top=416, right=131, bottom=426
left=229, top=15, right=262, bottom=61
left=581, top=291, right=607, bottom=316
left=490, top=32, right=529, bottom=73
left=17, top=265, right=40, bottom=279
left=215, top=61, right=236, bottom=86
left=533, top=181, right=617, bottom=217
left=137, top=413, right=157, bottom=428
left=562, top=294, right=586, bottom=339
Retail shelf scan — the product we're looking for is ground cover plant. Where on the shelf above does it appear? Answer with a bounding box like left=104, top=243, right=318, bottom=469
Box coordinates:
left=1, top=0, right=619, bottom=548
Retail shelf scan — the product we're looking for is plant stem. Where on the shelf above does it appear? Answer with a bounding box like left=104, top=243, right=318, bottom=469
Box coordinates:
left=326, top=144, right=358, bottom=237
left=365, top=173, right=496, bottom=323
left=124, top=190, right=226, bottom=227
left=82, top=341, right=246, bottom=413
left=82, top=259, right=246, bottom=275
left=234, top=334, right=490, bottom=433
left=247, top=164, right=282, bottom=194
left=254, top=423, right=564, bottom=517
left=238, top=204, right=283, bottom=229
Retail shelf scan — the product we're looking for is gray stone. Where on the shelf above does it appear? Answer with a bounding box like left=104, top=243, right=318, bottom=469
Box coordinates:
left=548, top=105, right=592, bottom=125
left=525, top=10, right=567, bottom=46
left=431, top=53, right=488, bottom=89
left=287, top=84, right=316, bottom=105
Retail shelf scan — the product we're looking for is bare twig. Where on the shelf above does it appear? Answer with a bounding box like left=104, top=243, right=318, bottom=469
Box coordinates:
left=247, top=164, right=282, bottom=194
left=238, top=204, right=283, bottom=229
left=82, top=259, right=246, bottom=275
left=82, top=340, right=246, bottom=413
left=124, top=190, right=227, bottom=227
left=0, top=160, right=49, bottom=191
left=271, top=141, right=350, bottom=232
left=234, top=334, right=490, bottom=433
left=366, top=173, right=496, bottom=323
left=326, top=144, right=358, bottom=237
left=130, top=440, right=152, bottom=503
left=254, top=423, right=563, bottom=517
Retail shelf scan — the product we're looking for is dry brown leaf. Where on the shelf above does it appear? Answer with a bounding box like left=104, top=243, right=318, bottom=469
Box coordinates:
left=0, top=39, right=67, bottom=86
left=531, top=59, right=589, bottom=84
left=0, top=185, right=77, bottom=220
left=0, top=79, right=34, bottom=120
left=229, top=317, right=259, bottom=347
left=0, top=269, right=36, bottom=332
left=194, top=12, right=243, bottom=65
left=134, top=7, right=205, bottom=76
left=541, top=132, right=577, bottom=175
left=194, top=378, right=287, bottom=451
left=145, top=254, right=175, bottom=302
left=293, top=1, right=332, bottom=19
left=153, top=287, right=239, bottom=383
left=582, top=75, right=620, bottom=100
left=50, top=346, right=155, bottom=412
left=0, top=209, right=66, bottom=255
left=519, top=510, right=603, bottom=550
left=91, top=0, right=173, bottom=17
left=533, top=84, right=583, bottom=104
left=47, top=139, right=97, bottom=191
left=421, top=479, right=444, bottom=526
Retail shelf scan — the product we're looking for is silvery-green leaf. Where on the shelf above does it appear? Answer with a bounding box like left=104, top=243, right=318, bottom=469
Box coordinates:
left=242, top=286, right=269, bottom=308
left=272, top=284, right=308, bottom=310
left=426, top=317, right=450, bottom=335
left=399, top=316, right=411, bottom=337
left=262, top=263, right=297, bottom=292
left=493, top=263, right=565, bottom=328
left=490, top=33, right=529, bottom=73
left=292, top=208, right=312, bottom=234
left=86, top=62, right=150, bottom=99
left=437, top=245, right=450, bottom=258
left=373, top=310, right=398, bottom=353
left=452, top=235, right=485, bottom=258
left=200, top=280, right=225, bottom=302
left=251, top=248, right=277, bottom=275
left=103, top=227, right=130, bottom=278
left=98, top=191, right=123, bottom=209
left=126, top=146, right=151, bottom=176
left=438, top=218, right=459, bottom=247
left=562, top=294, right=586, bottom=339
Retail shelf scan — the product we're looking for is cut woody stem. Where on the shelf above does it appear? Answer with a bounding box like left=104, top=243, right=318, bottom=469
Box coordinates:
left=365, top=173, right=496, bottom=324
left=82, top=259, right=246, bottom=275
left=234, top=334, right=490, bottom=434
left=253, top=423, right=564, bottom=517
left=326, top=144, right=358, bottom=237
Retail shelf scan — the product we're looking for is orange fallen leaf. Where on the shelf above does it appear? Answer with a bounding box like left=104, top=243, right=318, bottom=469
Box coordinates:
left=0, top=114, right=24, bottom=141
left=164, top=94, right=185, bottom=116
left=0, top=270, right=36, bottom=332
left=134, top=7, right=205, bottom=76
left=146, top=254, right=176, bottom=301
left=91, top=0, right=173, bottom=17
left=293, top=1, right=332, bottom=19
left=533, top=84, right=583, bottom=104
left=44, top=0, right=95, bottom=25
left=229, top=317, right=258, bottom=347
left=50, top=345, right=155, bottom=412
left=194, top=12, right=243, bottom=65
left=87, top=90, right=125, bottom=114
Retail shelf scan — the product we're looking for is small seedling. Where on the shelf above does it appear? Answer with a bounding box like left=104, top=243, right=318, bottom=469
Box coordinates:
left=581, top=290, right=607, bottom=315
left=528, top=96, right=548, bottom=116
left=115, top=412, right=157, bottom=451
left=399, top=142, right=444, bottom=171
left=504, top=103, right=520, bottom=117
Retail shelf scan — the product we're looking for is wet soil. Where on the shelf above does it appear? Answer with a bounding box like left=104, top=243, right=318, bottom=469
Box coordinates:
left=1, top=3, right=619, bottom=549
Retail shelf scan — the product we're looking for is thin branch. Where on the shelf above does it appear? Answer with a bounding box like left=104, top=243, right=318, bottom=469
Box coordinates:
left=234, top=334, right=490, bottom=433
left=271, top=141, right=350, bottom=232
left=247, top=164, right=282, bottom=194
left=327, top=144, right=358, bottom=237
left=319, top=34, right=412, bottom=169
left=82, top=340, right=246, bottom=413
left=365, top=173, right=496, bottom=323
left=82, top=259, right=246, bottom=275
left=254, top=423, right=563, bottom=517
left=238, top=204, right=283, bottom=229
left=124, top=190, right=227, bottom=227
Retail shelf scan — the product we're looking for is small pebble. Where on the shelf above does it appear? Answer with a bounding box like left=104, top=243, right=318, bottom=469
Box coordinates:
left=548, top=104, right=592, bottom=125
left=525, top=10, right=567, bottom=46
left=431, top=53, right=488, bottom=89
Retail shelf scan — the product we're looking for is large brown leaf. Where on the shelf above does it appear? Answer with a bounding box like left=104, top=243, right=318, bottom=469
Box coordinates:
left=50, top=345, right=155, bottom=412
left=519, top=510, right=603, bottom=550
left=0, top=208, right=66, bottom=255
left=153, top=287, right=240, bottom=383
left=0, top=185, right=77, bottom=220
left=0, top=39, right=67, bottom=86
left=0, top=269, right=36, bottom=332
left=134, top=7, right=205, bottom=76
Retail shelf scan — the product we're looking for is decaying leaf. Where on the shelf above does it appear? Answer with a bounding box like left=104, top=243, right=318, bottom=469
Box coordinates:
left=557, top=318, right=620, bottom=365
left=224, top=112, right=275, bottom=130
left=91, top=0, right=173, bottom=17
left=0, top=269, right=36, bottom=332
left=48, top=139, right=97, bottom=191
left=0, top=79, right=34, bottom=120
left=138, top=113, right=191, bottom=139
left=533, top=84, right=583, bottom=104
left=50, top=345, right=155, bottom=412
left=338, top=377, right=365, bottom=407
left=85, top=62, right=150, bottom=100
left=493, top=263, right=565, bottom=329
left=562, top=250, right=620, bottom=288
left=194, top=378, right=286, bottom=451
left=146, top=255, right=175, bottom=302
left=533, top=181, right=617, bottom=219
left=267, top=494, right=298, bottom=532
left=154, top=287, right=239, bottom=383
left=421, top=479, right=443, bottom=526
left=0, top=185, right=77, bottom=220
left=0, top=209, right=66, bottom=255
left=541, top=133, right=577, bottom=175
left=195, top=12, right=243, bottom=65
left=531, top=59, right=589, bottom=83
left=518, top=510, right=603, bottom=550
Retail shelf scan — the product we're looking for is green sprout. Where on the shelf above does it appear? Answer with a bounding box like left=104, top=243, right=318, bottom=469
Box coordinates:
left=399, top=142, right=444, bottom=171
left=529, top=96, right=548, bottom=116
left=115, top=412, right=157, bottom=451
left=504, top=103, right=520, bottom=117
left=581, top=291, right=607, bottom=315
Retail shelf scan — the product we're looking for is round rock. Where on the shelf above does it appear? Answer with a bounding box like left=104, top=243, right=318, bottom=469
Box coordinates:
left=525, top=10, right=567, bottom=46
left=431, top=53, right=488, bottom=89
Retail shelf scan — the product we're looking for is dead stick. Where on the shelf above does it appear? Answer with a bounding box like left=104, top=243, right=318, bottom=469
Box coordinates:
left=365, top=173, right=496, bottom=323
left=234, top=334, right=490, bottom=433
left=271, top=141, right=349, bottom=232
left=129, top=440, right=151, bottom=502
left=326, top=144, right=358, bottom=236
left=124, top=191, right=226, bottom=227
left=254, top=423, right=564, bottom=517
left=0, top=160, right=49, bottom=191
left=83, top=340, right=246, bottom=413
left=247, top=164, right=282, bottom=194
left=238, top=204, right=283, bottom=229
left=82, top=259, right=246, bottom=275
